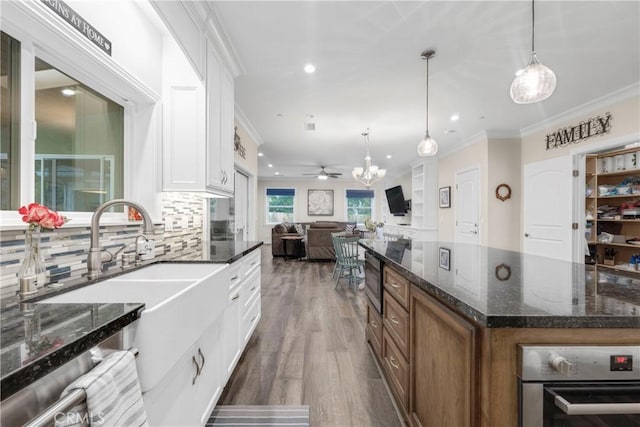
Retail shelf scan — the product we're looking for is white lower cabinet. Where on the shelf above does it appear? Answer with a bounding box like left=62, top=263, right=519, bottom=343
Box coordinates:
left=143, top=319, right=223, bottom=426
left=142, top=250, right=261, bottom=426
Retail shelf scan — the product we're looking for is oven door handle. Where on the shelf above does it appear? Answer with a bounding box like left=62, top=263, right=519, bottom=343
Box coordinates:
left=554, top=394, right=640, bottom=415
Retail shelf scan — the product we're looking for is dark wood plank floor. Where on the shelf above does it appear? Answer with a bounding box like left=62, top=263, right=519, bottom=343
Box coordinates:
left=218, top=246, right=402, bottom=427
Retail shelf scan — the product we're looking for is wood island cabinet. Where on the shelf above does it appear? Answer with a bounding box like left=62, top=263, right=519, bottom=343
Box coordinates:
left=409, top=286, right=477, bottom=427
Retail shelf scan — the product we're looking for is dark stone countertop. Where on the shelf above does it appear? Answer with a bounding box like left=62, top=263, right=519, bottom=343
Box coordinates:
left=0, top=240, right=263, bottom=400
left=360, top=240, right=640, bottom=328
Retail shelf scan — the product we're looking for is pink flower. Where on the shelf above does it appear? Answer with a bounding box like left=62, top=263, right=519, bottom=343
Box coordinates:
left=18, top=203, right=68, bottom=230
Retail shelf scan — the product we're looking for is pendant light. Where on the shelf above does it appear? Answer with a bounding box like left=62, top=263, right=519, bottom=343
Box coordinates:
left=510, top=0, right=557, bottom=104
left=417, top=49, right=438, bottom=157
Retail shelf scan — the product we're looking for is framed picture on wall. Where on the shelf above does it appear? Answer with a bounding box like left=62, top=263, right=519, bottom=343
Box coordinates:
left=439, top=247, right=451, bottom=271
left=308, top=189, right=334, bottom=216
left=439, top=186, right=451, bottom=208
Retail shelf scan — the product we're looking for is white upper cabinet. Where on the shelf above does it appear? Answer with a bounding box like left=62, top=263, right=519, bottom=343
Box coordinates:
left=206, top=42, right=235, bottom=196
left=155, top=2, right=237, bottom=197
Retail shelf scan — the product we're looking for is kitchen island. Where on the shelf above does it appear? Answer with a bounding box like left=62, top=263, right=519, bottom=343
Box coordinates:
left=0, top=241, right=262, bottom=415
left=360, top=239, right=639, bottom=427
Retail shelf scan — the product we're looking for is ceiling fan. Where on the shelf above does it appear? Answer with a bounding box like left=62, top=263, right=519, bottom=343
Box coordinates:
left=303, top=166, right=342, bottom=180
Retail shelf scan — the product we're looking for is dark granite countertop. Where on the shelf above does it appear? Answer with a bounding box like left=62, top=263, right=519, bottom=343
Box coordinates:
left=360, top=240, right=640, bottom=328
left=0, top=240, right=263, bottom=399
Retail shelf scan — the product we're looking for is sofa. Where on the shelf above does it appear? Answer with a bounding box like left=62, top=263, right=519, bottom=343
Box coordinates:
left=271, top=221, right=357, bottom=260
left=305, top=221, right=356, bottom=260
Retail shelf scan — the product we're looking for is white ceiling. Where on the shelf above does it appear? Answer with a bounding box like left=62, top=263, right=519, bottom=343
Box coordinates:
left=210, top=1, right=640, bottom=181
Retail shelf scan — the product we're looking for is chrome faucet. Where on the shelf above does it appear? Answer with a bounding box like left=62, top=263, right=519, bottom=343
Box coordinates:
left=87, top=199, right=154, bottom=279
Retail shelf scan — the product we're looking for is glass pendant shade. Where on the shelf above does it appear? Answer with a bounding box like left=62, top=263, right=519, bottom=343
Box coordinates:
left=417, top=132, right=438, bottom=157
left=510, top=52, right=557, bottom=104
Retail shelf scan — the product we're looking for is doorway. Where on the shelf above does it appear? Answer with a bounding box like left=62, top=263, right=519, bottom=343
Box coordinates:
left=455, top=166, right=480, bottom=245
left=234, top=170, right=249, bottom=241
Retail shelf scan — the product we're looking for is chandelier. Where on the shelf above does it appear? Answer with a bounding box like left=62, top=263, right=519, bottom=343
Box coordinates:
left=352, top=129, right=386, bottom=187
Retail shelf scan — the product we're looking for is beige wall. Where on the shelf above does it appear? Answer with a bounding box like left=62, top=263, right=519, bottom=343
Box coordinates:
left=487, top=138, right=521, bottom=251
left=438, top=136, right=489, bottom=244
left=234, top=124, right=258, bottom=177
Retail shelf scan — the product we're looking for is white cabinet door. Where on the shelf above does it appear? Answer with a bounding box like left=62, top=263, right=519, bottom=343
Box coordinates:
left=205, top=42, right=234, bottom=196
left=194, top=320, right=225, bottom=426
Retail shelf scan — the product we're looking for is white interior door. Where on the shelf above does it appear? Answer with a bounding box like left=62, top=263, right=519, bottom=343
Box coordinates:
left=523, top=156, right=574, bottom=261
left=234, top=170, right=249, bottom=241
left=455, top=167, right=480, bottom=245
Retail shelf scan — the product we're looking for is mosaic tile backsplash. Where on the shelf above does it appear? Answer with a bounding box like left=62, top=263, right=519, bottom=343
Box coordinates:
left=0, top=192, right=207, bottom=299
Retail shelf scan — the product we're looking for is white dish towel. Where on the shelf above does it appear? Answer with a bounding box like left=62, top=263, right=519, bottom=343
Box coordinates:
left=55, top=350, right=149, bottom=427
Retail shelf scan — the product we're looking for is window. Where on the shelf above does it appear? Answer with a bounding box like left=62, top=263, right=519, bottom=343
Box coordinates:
left=1, top=32, right=21, bottom=211
left=266, top=188, right=295, bottom=223
left=346, top=189, right=374, bottom=224
left=34, top=58, right=124, bottom=212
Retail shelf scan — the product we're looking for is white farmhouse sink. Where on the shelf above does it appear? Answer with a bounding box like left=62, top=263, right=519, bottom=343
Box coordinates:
left=40, top=263, right=229, bottom=392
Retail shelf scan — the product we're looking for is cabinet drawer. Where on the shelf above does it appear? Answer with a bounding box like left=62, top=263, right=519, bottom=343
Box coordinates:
left=242, top=294, right=261, bottom=344
left=384, top=267, right=410, bottom=309
left=366, top=302, right=383, bottom=358
left=382, top=329, right=409, bottom=410
left=383, top=291, right=409, bottom=358
left=244, top=250, right=261, bottom=275
left=242, top=268, right=261, bottom=310
left=228, top=261, right=243, bottom=291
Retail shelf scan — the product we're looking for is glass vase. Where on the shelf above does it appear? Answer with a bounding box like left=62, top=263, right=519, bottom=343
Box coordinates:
left=18, top=226, right=47, bottom=296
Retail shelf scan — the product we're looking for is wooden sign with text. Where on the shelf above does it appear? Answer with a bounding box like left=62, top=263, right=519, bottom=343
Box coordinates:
left=41, top=0, right=112, bottom=56
left=546, top=113, right=612, bottom=150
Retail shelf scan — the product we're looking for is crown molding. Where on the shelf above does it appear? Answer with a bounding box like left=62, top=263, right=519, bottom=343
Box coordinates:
left=235, top=105, right=264, bottom=146
left=521, top=83, right=640, bottom=137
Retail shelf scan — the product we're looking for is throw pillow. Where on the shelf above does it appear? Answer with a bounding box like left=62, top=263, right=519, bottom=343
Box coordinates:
left=294, top=223, right=304, bottom=235
left=345, top=224, right=355, bottom=235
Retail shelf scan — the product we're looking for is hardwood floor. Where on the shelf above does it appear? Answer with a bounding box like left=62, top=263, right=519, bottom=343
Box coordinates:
left=218, top=246, right=403, bottom=427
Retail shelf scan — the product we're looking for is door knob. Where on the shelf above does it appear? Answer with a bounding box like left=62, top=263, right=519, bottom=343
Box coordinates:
left=524, top=233, right=530, bottom=237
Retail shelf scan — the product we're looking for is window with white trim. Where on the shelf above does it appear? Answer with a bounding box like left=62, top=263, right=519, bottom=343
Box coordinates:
left=266, top=188, right=295, bottom=223
left=346, top=189, right=374, bottom=224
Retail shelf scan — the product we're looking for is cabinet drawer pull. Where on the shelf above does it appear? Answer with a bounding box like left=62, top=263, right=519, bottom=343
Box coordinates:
left=389, top=281, right=400, bottom=289
left=250, top=261, right=256, bottom=266
left=231, top=293, right=240, bottom=301
left=198, top=348, right=205, bottom=369
left=250, top=286, right=257, bottom=292
left=370, top=320, right=378, bottom=328
left=389, top=356, right=399, bottom=370
left=192, top=356, right=201, bottom=385
left=231, top=275, right=239, bottom=281
left=389, top=315, right=400, bottom=325
left=251, top=315, right=257, bottom=322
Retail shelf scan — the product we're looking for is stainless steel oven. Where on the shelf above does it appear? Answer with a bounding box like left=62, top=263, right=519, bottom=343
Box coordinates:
left=519, top=345, right=640, bottom=427
left=364, top=251, right=383, bottom=314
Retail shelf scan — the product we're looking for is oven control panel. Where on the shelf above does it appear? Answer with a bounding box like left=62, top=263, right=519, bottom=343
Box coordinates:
left=519, top=345, right=640, bottom=381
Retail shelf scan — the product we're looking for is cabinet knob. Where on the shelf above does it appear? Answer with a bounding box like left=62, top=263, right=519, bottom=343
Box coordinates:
left=524, top=233, right=530, bottom=237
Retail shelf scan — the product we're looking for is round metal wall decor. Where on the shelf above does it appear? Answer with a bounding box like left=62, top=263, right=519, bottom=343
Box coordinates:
left=495, top=184, right=512, bottom=202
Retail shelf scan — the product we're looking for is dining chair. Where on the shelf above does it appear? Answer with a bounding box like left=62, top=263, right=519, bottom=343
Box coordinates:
left=333, top=235, right=365, bottom=293
left=331, top=231, right=348, bottom=280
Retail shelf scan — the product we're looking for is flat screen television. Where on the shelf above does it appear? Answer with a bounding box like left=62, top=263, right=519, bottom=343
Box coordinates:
left=385, top=185, right=408, bottom=215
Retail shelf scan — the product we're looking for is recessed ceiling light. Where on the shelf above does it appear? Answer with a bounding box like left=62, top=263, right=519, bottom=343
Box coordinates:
left=258, top=152, right=264, bottom=157
left=274, top=172, right=280, bottom=175
left=304, top=63, right=316, bottom=74
left=445, top=129, right=457, bottom=134
left=450, top=114, right=460, bottom=122
left=276, top=113, right=283, bottom=117
left=268, top=164, right=273, bottom=168
left=61, top=88, right=76, bottom=97
left=386, top=155, right=392, bottom=159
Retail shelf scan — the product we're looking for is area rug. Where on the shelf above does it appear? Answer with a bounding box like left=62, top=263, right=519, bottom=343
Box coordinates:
left=208, top=405, right=310, bottom=426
